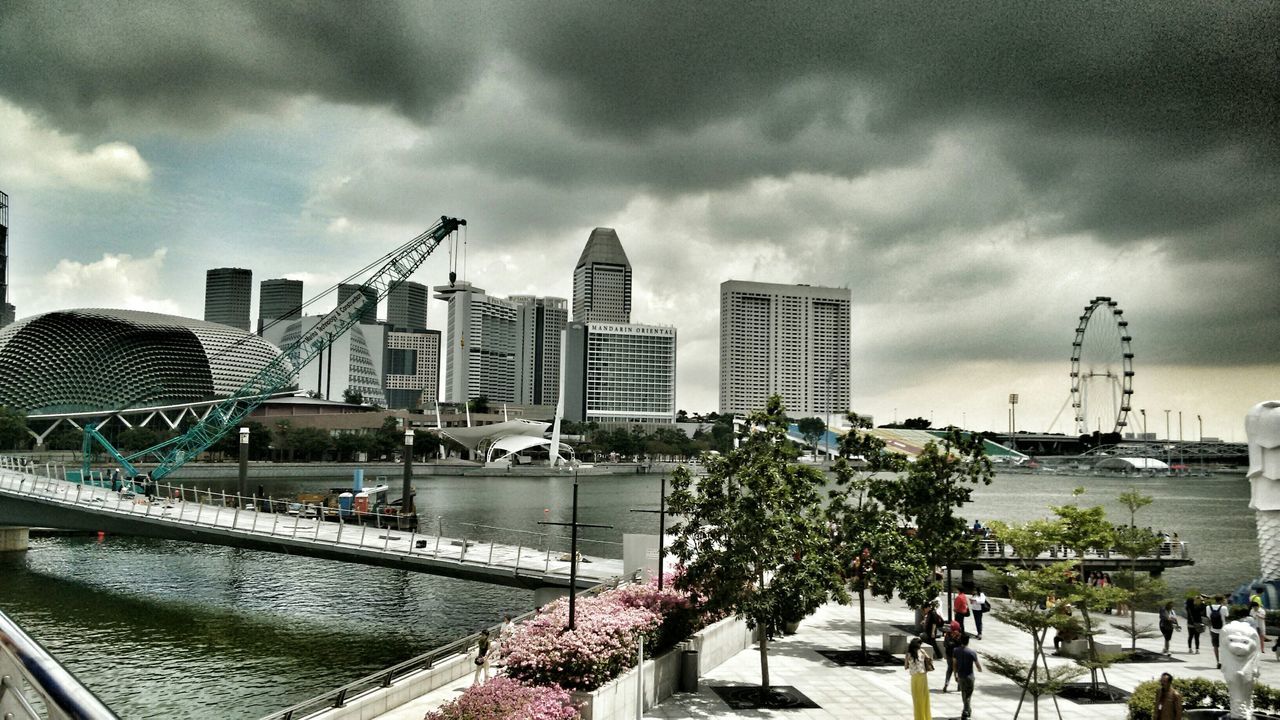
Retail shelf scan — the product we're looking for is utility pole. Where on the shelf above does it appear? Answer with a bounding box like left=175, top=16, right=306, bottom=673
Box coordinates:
left=539, top=473, right=612, bottom=630
left=1164, top=409, right=1171, bottom=441
left=629, top=476, right=670, bottom=589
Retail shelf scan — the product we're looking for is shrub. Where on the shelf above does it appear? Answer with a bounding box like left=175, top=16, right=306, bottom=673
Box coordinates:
left=499, top=593, right=662, bottom=691
left=608, top=580, right=698, bottom=653
left=424, top=676, right=579, bottom=720
left=1127, top=676, right=1277, bottom=720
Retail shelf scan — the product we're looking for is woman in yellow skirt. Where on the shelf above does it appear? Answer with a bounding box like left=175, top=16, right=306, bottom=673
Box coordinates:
left=904, top=637, right=933, bottom=719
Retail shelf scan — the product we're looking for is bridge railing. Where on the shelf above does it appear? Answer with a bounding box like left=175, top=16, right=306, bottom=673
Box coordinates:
left=0, top=457, right=620, bottom=578
left=256, top=576, right=632, bottom=720
left=973, top=537, right=1191, bottom=561
left=0, top=608, right=119, bottom=720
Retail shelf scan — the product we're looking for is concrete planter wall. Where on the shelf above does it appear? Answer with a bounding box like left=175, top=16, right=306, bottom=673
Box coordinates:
left=572, top=614, right=753, bottom=720
left=312, top=651, right=475, bottom=720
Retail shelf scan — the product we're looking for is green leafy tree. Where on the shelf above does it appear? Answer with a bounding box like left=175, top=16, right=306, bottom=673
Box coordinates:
left=289, top=427, right=332, bottom=461
left=796, top=416, right=827, bottom=454
left=871, top=429, right=993, bottom=614
left=1052, top=489, right=1126, bottom=695
left=44, top=425, right=83, bottom=452
left=826, top=413, right=930, bottom=659
left=342, top=388, right=364, bottom=405
left=1113, top=487, right=1165, bottom=650
left=984, top=519, right=1085, bottom=719
left=670, top=395, right=841, bottom=703
left=0, top=407, right=32, bottom=450
left=467, top=395, right=490, bottom=413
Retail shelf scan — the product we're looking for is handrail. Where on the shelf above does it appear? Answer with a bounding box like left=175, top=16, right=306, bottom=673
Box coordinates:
left=256, top=577, right=629, bottom=720
left=0, top=608, right=119, bottom=720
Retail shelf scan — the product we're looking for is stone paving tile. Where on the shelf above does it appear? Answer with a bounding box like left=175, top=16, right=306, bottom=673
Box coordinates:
left=649, top=596, right=1280, bottom=719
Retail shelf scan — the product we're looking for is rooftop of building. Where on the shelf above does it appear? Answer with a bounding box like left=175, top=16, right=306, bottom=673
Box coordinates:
left=576, top=227, right=630, bottom=268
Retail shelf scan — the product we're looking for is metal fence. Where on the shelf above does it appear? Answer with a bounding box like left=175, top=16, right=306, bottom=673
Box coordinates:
left=0, top=608, right=119, bottom=720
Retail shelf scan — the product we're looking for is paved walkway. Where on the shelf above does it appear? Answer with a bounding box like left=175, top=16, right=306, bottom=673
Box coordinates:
left=377, top=595, right=1280, bottom=720
left=647, top=596, right=1280, bottom=719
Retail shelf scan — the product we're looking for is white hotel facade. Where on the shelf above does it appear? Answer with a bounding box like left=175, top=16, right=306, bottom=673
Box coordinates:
left=719, top=280, right=850, bottom=417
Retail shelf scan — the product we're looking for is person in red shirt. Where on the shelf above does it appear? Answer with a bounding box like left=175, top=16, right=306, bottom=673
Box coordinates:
left=954, top=590, right=971, bottom=634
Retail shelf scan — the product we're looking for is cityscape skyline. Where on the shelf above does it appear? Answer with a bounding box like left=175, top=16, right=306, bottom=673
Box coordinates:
left=0, top=4, right=1275, bottom=436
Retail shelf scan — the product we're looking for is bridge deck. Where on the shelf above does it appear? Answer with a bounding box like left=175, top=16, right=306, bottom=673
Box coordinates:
left=0, top=464, right=623, bottom=590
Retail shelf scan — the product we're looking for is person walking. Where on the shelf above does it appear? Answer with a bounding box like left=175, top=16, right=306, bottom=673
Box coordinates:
left=904, top=637, right=934, bottom=720
left=952, top=633, right=982, bottom=720
left=1250, top=600, right=1267, bottom=652
left=1207, top=594, right=1228, bottom=669
left=1155, top=672, right=1183, bottom=720
left=1159, top=601, right=1181, bottom=655
left=472, top=629, right=491, bottom=684
left=1185, top=594, right=1206, bottom=654
left=920, top=601, right=945, bottom=660
left=942, top=621, right=962, bottom=692
left=953, top=590, right=970, bottom=635
left=970, top=586, right=989, bottom=639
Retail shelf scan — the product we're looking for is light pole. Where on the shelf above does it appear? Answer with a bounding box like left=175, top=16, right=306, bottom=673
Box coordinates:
left=1140, top=408, right=1147, bottom=437
left=1008, top=393, right=1019, bottom=449
left=401, top=428, right=416, bottom=530
left=1164, top=409, right=1171, bottom=441
left=237, top=427, right=250, bottom=502
left=1198, top=414, right=1203, bottom=441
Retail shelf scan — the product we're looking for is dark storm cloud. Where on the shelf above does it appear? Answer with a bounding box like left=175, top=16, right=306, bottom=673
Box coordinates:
left=0, top=0, right=483, bottom=133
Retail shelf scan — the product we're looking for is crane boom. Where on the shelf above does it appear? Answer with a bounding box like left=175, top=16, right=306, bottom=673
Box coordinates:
left=83, top=216, right=466, bottom=482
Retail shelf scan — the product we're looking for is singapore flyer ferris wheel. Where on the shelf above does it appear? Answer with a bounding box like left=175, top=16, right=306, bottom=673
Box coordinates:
left=1070, top=296, right=1134, bottom=435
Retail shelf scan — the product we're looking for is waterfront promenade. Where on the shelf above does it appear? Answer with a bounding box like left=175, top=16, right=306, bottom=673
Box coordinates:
left=371, top=597, right=1280, bottom=720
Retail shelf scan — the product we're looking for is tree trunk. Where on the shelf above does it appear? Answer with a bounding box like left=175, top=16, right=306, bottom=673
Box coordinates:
left=759, top=630, right=771, bottom=701
left=859, top=587, right=867, bottom=658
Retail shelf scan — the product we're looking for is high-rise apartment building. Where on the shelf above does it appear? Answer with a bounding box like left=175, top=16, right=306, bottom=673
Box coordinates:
left=387, top=280, right=429, bottom=331
left=719, top=280, right=851, bottom=417
left=572, top=228, right=631, bottom=323
left=384, top=328, right=441, bottom=409
left=511, top=295, right=568, bottom=406
left=433, top=282, right=519, bottom=404
left=338, top=283, right=378, bottom=325
left=564, top=321, right=677, bottom=424
left=0, top=190, right=12, bottom=327
left=204, top=268, right=252, bottom=331
left=258, top=278, right=303, bottom=334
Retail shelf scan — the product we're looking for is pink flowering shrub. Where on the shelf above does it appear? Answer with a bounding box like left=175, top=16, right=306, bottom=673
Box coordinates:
left=608, top=580, right=699, bottom=652
left=499, top=593, right=662, bottom=691
left=424, top=676, right=578, bottom=720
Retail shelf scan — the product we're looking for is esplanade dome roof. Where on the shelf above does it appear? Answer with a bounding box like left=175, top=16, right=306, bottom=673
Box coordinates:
left=0, top=308, right=289, bottom=415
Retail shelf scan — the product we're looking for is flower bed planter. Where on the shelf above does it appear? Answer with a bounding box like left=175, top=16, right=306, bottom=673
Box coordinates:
left=571, top=614, right=752, bottom=720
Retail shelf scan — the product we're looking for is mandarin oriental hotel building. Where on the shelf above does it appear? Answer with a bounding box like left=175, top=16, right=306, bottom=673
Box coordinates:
left=564, top=321, right=676, bottom=425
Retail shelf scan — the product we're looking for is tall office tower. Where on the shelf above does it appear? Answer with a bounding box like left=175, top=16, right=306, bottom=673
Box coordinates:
left=384, top=328, right=441, bottom=409
left=564, top=321, right=677, bottom=424
left=337, top=283, right=378, bottom=325
left=572, top=227, right=632, bottom=323
left=387, top=280, right=429, bottom=331
left=204, top=268, right=252, bottom=331
left=433, top=282, right=519, bottom=404
left=511, top=295, right=568, bottom=406
left=258, top=278, right=303, bottom=334
left=719, top=280, right=851, bottom=417
left=0, top=190, right=11, bottom=327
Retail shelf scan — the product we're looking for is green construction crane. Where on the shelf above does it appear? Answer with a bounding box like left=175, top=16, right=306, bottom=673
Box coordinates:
left=82, top=216, right=466, bottom=482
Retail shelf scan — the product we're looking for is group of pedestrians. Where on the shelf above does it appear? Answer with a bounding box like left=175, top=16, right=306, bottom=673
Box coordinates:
left=906, top=589, right=989, bottom=720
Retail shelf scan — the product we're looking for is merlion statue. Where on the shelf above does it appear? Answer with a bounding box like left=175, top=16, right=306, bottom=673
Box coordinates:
left=1247, top=401, right=1280, bottom=581
left=1221, top=619, right=1261, bottom=719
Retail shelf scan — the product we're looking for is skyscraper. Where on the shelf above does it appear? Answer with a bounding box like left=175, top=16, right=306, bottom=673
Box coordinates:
left=572, top=227, right=632, bottom=323
left=384, top=327, right=441, bottom=409
left=511, top=295, right=568, bottom=406
left=719, top=280, right=851, bottom=417
left=258, top=278, right=303, bottom=334
left=0, top=190, right=11, bottom=327
left=337, top=283, right=378, bottom=325
left=387, top=280, right=429, bottom=331
left=564, top=321, right=677, bottom=424
left=204, top=268, right=252, bottom=331
left=433, top=282, right=519, bottom=403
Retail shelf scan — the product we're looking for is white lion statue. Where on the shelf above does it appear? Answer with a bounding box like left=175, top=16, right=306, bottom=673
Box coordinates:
left=1248, top=401, right=1280, bottom=581
left=1221, top=619, right=1261, bottom=719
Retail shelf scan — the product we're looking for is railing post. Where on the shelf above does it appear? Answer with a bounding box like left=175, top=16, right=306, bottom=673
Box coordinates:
left=487, top=542, right=494, bottom=566
left=195, top=499, right=203, bottom=525
left=74, top=485, right=82, bottom=504
left=337, top=514, right=344, bottom=544
left=545, top=547, right=552, bottom=573
left=232, top=504, right=241, bottom=530
left=314, top=507, right=323, bottom=541
left=291, top=513, right=301, bottom=539
left=251, top=503, right=260, bottom=533
left=460, top=536, right=467, bottom=563
left=515, top=543, right=522, bottom=572
left=383, top=527, right=391, bottom=551
left=360, top=524, right=368, bottom=547
left=434, top=531, right=441, bottom=557
left=270, top=512, right=279, bottom=536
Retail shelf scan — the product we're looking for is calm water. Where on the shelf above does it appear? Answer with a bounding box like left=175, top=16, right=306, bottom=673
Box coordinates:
left=0, top=469, right=1257, bottom=718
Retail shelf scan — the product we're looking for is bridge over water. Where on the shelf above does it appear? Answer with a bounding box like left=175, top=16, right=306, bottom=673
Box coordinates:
left=0, top=459, right=622, bottom=591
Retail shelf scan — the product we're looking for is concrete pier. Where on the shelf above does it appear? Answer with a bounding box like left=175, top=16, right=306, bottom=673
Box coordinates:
left=0, top=526, right=29, bottom=552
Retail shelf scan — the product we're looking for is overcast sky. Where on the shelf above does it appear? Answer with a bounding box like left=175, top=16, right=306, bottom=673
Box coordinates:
left=1, top=1, right=1276, bottom=438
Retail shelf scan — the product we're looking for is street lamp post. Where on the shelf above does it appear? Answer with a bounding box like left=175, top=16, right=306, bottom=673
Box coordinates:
left=401, top=428, right=416, bottom=530
left=1008, top=394, right=1019, bottom=449
left=1164, top=410, right=1171, bottom=441
left=1198, top=414, right=1203, bottom=441
left=1140, top=409, right=1147, bottom=437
